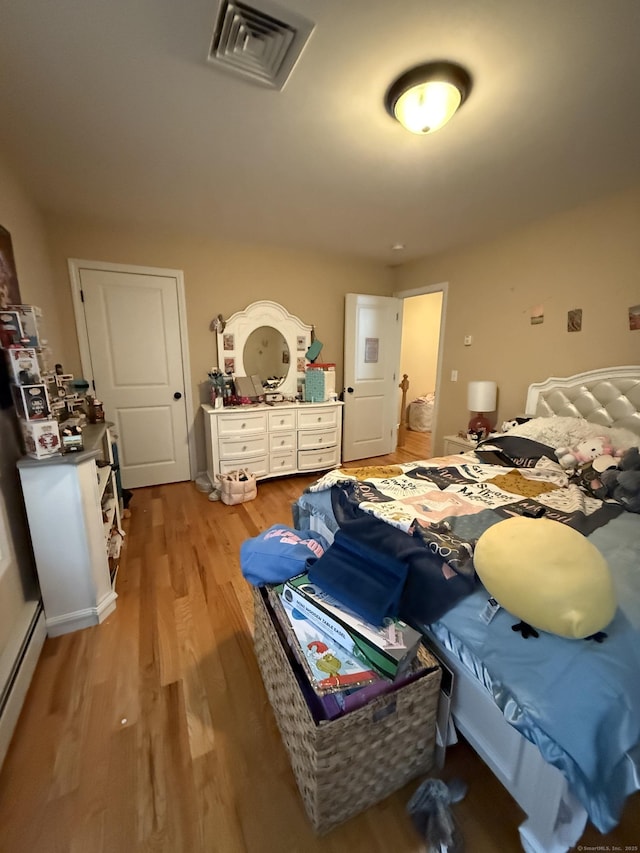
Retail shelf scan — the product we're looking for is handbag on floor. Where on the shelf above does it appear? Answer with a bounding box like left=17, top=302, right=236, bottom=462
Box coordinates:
left=217, top=469, right=257, bottom=505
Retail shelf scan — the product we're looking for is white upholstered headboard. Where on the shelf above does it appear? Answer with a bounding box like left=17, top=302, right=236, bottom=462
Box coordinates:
left=525, top=366, right=640, bottom=436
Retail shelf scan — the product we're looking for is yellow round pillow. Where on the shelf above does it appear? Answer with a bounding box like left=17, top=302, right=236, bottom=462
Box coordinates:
left=473, top=516, right=616, bottom=638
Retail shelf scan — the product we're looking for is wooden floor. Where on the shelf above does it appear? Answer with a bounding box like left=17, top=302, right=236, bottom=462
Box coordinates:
left=1, top=428, right=638, bottom=852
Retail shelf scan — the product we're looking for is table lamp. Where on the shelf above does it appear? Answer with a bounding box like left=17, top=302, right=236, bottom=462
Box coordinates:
left=467, top=380, right=497, bottom=440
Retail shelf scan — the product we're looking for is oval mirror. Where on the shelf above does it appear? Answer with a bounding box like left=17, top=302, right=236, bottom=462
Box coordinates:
left=243, top=326, right=290, bottom=389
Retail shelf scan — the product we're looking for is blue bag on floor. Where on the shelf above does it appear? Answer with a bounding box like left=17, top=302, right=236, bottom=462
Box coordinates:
left=308, top=529, right=409, bottom=625
left=240, top=524, right=329, bottom=586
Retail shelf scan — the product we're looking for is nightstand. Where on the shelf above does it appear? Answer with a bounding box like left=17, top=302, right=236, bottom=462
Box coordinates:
left=443, top=434, right=477, bottom=455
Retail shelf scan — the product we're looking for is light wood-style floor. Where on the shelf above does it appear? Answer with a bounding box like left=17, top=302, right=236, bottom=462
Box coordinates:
left=1, top=428, right=638, bottom=852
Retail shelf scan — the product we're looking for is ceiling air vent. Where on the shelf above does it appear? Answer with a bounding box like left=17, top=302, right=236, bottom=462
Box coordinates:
left=207, top=0, right=314, bottom=90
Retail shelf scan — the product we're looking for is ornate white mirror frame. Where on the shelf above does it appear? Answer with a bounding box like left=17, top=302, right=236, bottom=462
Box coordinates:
left=217, top=300, right=312, bottom=399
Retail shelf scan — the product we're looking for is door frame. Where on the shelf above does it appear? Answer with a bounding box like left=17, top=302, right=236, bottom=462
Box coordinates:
left=393, top=281, right=448, bottom=445
left=68, top=258, right=196, bottom=481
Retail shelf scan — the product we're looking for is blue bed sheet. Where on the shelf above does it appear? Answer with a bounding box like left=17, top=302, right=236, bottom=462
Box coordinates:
left=293, top=489, right=640, bottom=832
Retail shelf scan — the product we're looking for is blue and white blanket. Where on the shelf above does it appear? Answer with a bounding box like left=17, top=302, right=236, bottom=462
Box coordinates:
left=296, top=449, right=640, bottom=832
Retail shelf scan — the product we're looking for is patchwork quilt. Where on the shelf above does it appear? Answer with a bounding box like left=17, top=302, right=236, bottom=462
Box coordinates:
left=308, top=451, right=621, bottom=538
left=305, top=444, right=621, bottom=627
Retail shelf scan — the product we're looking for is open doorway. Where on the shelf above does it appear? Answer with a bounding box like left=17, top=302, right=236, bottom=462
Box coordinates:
left=395, top=283, right=447, bottom=460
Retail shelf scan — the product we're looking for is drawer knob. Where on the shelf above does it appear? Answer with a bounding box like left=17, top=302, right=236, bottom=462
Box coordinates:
left=241, top=423, right=246, bottom=429
left=317, top=416, right=321, bottom=421
left=242, top=446, right=247, bottom=451
left=280, top=419, right=284, bottom=425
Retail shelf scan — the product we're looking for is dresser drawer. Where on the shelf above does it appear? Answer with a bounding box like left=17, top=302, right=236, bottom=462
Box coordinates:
left=297, top=406, right=338, bottom=430
left=219, top=434, right=268, bottom=460
left=297, top=427, right=337, bottom=451
left=269, top=431, right=296, bottom=453
left=219, top=456, right=269, bottom=478
left=270, top=450, right=296, bottom=475
left=298, top=446, right=340, bottom=471
left=218, top=412, right=267, bottom=437
left=268, top=410, right=296, bottom=431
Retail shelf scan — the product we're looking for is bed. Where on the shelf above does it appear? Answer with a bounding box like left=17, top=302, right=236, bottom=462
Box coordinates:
left=291, top=366, right=640, bottom=853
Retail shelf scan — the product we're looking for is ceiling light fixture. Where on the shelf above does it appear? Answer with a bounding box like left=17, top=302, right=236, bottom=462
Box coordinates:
left=385, top=61, right=472, bottom=135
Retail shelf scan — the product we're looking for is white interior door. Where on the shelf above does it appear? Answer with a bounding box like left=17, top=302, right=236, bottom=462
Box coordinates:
left=70, top=261, right=192, bottom=489
left=342, top=293, right=403, bottom=462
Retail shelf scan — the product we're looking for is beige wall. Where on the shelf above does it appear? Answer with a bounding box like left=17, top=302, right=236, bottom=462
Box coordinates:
left=400, top=292, right=443, bottom=399
left=44, top=216, right=395, bottom=472
left=394, top=185, right=640, bottom=454
left=0, top=149, right=60, bottom=684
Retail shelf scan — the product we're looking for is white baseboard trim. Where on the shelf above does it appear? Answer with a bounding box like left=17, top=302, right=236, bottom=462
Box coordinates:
left=0, top=606, right=47, bottom=770
left=44, top=591, right=117, bottom=638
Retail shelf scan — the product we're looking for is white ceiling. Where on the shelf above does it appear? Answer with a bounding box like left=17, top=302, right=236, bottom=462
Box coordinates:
left=1, top=0, right=640, bottom=263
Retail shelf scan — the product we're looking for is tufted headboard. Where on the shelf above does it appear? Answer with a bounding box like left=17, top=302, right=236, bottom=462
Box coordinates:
left=525, top=366, right=640, bottom=436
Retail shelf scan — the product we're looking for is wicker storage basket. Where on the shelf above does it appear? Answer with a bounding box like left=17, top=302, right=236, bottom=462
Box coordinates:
left=253, top=587, right=441, bottom=834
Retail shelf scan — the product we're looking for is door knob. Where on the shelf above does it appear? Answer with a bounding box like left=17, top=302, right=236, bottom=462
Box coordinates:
left=347, top=387, right=354, bottom=394
left=173, top=391, right=182, bottom=400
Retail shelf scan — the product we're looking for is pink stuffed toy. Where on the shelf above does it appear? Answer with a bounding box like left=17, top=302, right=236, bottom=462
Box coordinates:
left=556, top=436, right=621, bottom=471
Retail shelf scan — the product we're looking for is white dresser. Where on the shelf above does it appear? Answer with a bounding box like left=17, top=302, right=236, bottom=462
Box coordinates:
left=202, top=401, right=343, bottom=484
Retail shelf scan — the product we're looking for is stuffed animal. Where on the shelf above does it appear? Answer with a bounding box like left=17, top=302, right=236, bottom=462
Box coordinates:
left=599, top=446, right=640, bottom=513
left=500, top=416, right=531, bottom=433
left=555, top=435, right=620, bottom=471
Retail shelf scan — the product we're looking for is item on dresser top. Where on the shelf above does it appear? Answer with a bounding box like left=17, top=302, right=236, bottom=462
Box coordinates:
left=207, top=369, right=225, bottom=408
left=233, top=374, right=260, bottom=402
left=0, top=309, right=24, bottom=347
left=304, top=365, right=325, bottom=403
left=60, top=419, right=84, bottom=453
left=283, top=572, right=422, bottom=679
left=20, top=418, right=61, bottom=459
left=217, top=468, right=257, bottom=505
left=305, top=363, right=335, bottom=402
left=7, top=304, right=45, bottom=347
left=11, top=383, right=51, bottom=420
left=240, top=524, right=329, bottom=585
left=5, top=346, right=44, bottom=385
left=307, top=528, right=409, bottom=626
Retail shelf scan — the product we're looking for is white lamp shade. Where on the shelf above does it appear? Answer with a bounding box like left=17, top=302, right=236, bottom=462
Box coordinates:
left=468, top=380, right=497, bottom=412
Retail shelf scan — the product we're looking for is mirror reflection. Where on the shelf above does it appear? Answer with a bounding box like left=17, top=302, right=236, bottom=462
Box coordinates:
left=243, top=326, right=290, bottom=389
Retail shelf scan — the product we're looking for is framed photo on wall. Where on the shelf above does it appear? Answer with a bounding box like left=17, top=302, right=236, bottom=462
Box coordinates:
left=0, top=226, right=22, bottom=308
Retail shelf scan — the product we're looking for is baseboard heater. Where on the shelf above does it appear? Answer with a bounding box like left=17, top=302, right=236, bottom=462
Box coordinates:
left=0, top=601, right=46, bottom=768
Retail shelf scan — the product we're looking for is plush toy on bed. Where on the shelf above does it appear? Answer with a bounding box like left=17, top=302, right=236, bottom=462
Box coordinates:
left=500, top=416, right=531, bottom=433
left=598, top=446, right=640, bottom=513
left=473, top=516, right=617, bottom=639
left=555, top=435, right=621, bottom=472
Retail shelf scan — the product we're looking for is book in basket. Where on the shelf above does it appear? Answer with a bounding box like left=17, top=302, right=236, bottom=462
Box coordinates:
left=275, top=592, right=379, bottom=693
left=282, top=573, right=422, bottom=679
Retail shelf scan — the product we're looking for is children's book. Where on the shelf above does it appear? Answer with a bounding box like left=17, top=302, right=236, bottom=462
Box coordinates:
left=282, top=573, right=422, bottom=679
left=274, top=592, right=378, bottom=694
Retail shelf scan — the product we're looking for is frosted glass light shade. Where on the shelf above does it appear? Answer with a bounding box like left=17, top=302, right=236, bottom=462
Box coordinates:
left=394, top=81, right=461, bottom=134
left=385, top=61, right=472, bottom=136
left=468, top=381, right=497, bottom=413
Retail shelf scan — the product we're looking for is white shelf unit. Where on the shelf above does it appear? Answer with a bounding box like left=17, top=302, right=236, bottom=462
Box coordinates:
left=17, top=423, right=122, bottom=637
